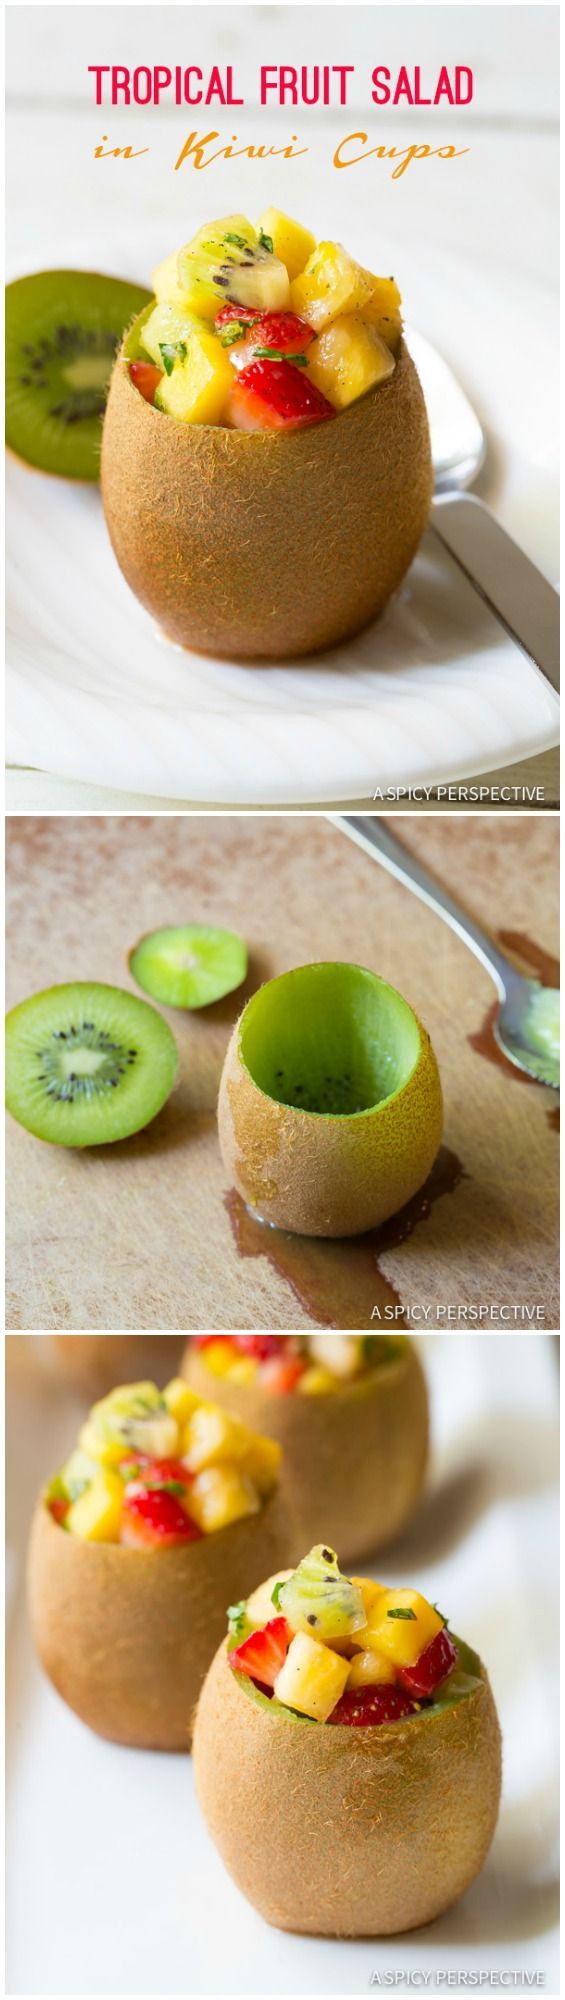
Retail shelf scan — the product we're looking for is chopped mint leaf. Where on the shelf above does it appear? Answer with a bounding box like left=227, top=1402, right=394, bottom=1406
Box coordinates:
left=258, top=230, right=274, bottom=254
left=220, top=323, right=245, bottom=347
left=153, top=1479, right=186, bottom=1496
left=159, top=341, right=187, bottom=376
left=271, top=1580, right=285, bottom=1610
left=252, top=346, right=308, bottom=365
left=433, top=1604, right=448, bottom=1625
left=224, top=232, right=249, bottom=249
left=227, top=1600, right=248, bottom=1639
left=387, top=1606, right=417, bottom=1621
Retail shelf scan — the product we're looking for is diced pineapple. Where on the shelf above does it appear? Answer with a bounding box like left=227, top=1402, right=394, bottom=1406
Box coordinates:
left=306, top=315, right=395, bottom=410
left=202, top=1339, right=239, bottom=1379
left=274, top=1631, right=349, bottom=1720
left=296, top=1365, right=336, bottom=1396
left=163, top=1378, right=201, bottom=1427
left=347, top=1647, right=397, bottom=1688
left=361, top=1588, right=443, bottom=1668
left=188, top=1465, right=260, bottom=1533
left=227, top=1356, right=259, bottom=1385
left=66, top=1469, right=124, bottom=1543
left=151, top=251, right=192, bottom=310
left=245, top=1570, right=295, bottom=1627
left=361, top=273, right=403, bottom=353
left=308, top=1336, right=362, bottom=1384
left=242, top=1433, right=282, bottom=1496
left=155, top=327, right=233, bottom=425
left=289, top=242, right=375, bottom=331
left=141, top=301, right=202, bottom=368
left=256, top=209, right=316, bottom=282
left=183, top=1402, right=250, bottom=1472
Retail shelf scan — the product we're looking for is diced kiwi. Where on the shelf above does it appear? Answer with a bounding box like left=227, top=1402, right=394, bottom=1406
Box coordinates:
left=5, top=270, right=152, bottom=479
left=129, top=925, right=247, bottom=1009
left=5, top=981, right=178, bottom=1146
left=279, top=1545, right=366, bottom=1642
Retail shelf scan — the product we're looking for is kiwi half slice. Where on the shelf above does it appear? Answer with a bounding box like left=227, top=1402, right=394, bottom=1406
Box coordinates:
left=129, top=926, right=247, bottom=1009
left=6, top=270, right=152, bottom=479
left=5, top=982, right=178, bottom=1146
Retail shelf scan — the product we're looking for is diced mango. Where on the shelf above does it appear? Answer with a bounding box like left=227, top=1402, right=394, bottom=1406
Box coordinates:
left=183, top=1403, right=250, bottom=1472
left=242, top=1433, right=282, bottom=1496
left=274, top=1631, right=349, bottom=1721
left=227, top=1356, right=259, bottom=1385
left=163, top=1378, right=201, bottom=1426
left=188, top=1465, right=260, bottom=1533
left=256, top=208, right=316, bottom=282
left=290, top=242, right=375, bottom=331
left=360, top=1588, right=443, bottom=1668
left=296, top=1365, right=337, bottom=1396
left=202, top=1339, right=239, bottom=1380
left=155, top=327, right=233, bottom=425
left=306, top=315, right=395, bottom=410
left=66, top=1469, right=124, bottom=1543
left=347, top=1647, right=397, bottom=1688
left=361, top=273, right=403, bottom=352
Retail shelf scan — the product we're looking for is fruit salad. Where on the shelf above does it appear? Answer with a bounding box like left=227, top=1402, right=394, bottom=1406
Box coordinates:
left=228, top=1546, right=475, bottom=1725
left=129, top=211, right=402, bottom=432
left=43, top=1378, right=281, bottom=1545
left=194, top=1334, right=397, bottom=1397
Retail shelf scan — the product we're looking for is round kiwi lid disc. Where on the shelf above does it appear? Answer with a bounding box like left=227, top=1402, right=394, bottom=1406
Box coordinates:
left=129, top=925, right=247, bottom=1009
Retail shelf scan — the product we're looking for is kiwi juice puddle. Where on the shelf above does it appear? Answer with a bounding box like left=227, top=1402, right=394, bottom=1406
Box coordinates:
left=469, top=929, right=560, bottom=1131
left=225, top=1146, right=463, bottom=1330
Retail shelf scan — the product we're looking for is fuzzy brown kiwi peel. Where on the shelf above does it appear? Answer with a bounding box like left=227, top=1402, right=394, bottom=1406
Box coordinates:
left=217, top=962, right=443, bottom=1235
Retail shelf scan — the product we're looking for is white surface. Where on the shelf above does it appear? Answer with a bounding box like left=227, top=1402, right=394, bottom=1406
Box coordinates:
left=6, top=1333, right=560, bottom=1995
left=5, top=5, right=560, bottom=807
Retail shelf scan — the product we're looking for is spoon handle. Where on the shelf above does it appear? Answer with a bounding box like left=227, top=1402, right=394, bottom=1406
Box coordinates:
left=333, top=815, right=517, bottom=999
left=431, top=494, right=560, bottom=696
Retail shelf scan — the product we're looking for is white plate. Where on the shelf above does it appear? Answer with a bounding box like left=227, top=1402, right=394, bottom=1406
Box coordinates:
left=6, top=198, right=560, bottom=804
left=6, top=1334, right=559, bottom=1995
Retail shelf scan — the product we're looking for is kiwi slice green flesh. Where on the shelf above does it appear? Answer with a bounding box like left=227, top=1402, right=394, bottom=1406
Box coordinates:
left=129, top=926, right=247, bottom=1009
left=5, top=982, right=178, bottom=1147
left=6, top=271, right=152, bottom=479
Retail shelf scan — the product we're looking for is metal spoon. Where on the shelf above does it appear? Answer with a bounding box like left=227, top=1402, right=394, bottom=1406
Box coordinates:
left=407, top=329, right=560, bottom=696
left=334, top=814, right=560, bottom=1089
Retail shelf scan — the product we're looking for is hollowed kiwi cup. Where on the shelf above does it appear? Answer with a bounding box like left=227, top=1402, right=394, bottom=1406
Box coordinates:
left=218, top=962, right=443, bottom=1236
left=45, top=1336, right=185, bottom=1399
left=184, top=1338, right=429, bottom=1563
left=194, top=1637, right=502, bottom=1935
left=27, top=1487, right=291, bottom=1750
left=101, top=320, right=432, bottom=661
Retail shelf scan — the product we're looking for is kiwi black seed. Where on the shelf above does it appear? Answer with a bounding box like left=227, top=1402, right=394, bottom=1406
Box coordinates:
left=6, top=271, right=152, bottom=479
left=5, top=982, right=178, bottom=1147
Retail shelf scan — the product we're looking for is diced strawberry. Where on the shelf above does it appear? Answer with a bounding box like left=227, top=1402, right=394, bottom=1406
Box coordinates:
left=232, top=1335, right=281, bottom=1360
left=259, top=1355, right=306, bottom=1394
left=129, top=360, right=163, bottom=405
left=226, top=359, right=336, bottom=433
left=229, top=1615, right=290, bottom=1689
left=399, top=1627, right=458, bottom=1698
left=120, top=1484, right=202, bottom=1548
left=328, top=1684, right=419, bottom=1726
left=48, top=1496, right=70, bottom=1526
left=215, top=304, right=262, bottom=329
left=229, top=312, right=315, bottom=371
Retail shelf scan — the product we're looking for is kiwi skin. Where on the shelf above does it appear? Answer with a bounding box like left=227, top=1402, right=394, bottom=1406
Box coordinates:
left=47, top=1336, right=185, bottom=1399
left=183, top=1339, right=429, bottom=1563
left=217, top=987, right=443, bottom=1238
left=101, top=336, right=432, bottom=661
left=27, top=1484, right=293, bottom=1751
left=194, top=1638, right=502, bottom=1936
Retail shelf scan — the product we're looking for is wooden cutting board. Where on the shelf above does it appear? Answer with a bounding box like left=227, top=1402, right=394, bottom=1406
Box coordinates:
left=6, top=814, right=559, bottom=1330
